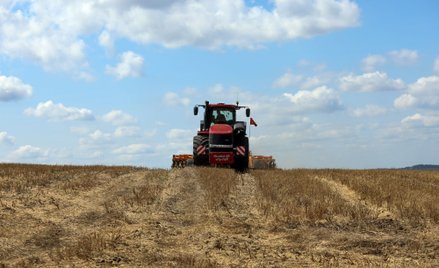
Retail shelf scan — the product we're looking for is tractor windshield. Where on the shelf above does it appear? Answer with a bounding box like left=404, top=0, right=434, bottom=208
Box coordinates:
left=211, top=109, right=235, bottom=125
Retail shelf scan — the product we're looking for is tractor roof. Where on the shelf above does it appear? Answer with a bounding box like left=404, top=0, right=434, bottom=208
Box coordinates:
left=208, top=103, right=239, bottom=109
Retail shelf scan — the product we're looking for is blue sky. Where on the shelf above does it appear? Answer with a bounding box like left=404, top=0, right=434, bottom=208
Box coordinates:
left=1, top=0, right=438, bottom=168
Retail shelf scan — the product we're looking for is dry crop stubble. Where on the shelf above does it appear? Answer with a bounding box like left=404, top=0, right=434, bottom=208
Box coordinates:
left=194, top=167, right=237, bottom=210
left=313, top=169, right=439, bottom=225
left=254, top=169, right=367, bottom=226
left=0, top=164, right=438, bottom=267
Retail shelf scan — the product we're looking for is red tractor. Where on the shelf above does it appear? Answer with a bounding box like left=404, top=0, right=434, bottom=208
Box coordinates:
left=192, top=101, right=251, bottom=170
left=172, top=100, right=276, bottom=170
left=171, top=101, right=250, bottom=170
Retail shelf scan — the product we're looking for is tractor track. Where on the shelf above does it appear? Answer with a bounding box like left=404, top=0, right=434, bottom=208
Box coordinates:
left=316, top=176, right=395, bottom=221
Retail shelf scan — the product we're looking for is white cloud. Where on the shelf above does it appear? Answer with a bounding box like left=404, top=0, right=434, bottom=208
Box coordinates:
left=283, top=86, right=342, bottom=113
left=0, top=131, right=15, bottom=145
left=70, top=126, right=90, bottom=135
left=0, top=4, right=87, bottom=72
left=0, top=75, right=32, bottom=101
left=272, top=70, right=302, bottom=88
left=352, top=105, right=386, bottom=117
left=408, top=76, right=439, bottom=95
left=362, top=55, right=386, bottom=72
left=394, top=94, right=418, bottom=109
left=89, top=130, right=112, bottom=142
left=105, top=51, right=144, bottom=79
left=394, top=76, right=439, bottom=109
left=113, top=144, right=151, bottom=155
left=99, top=30, right=114, bottom=51
left=401, top=113, right=439, bottom=127
left=166, top=129, right=192, bottom=140
left=10, top=145, right=48, bottom=160
left=434, top=57, right=439, bottom=73
left=272, top=68, right=330, bottom=90
left=24, top=100, right=94, bottom=121
left=300, top=76, right=327, bottom=90
left=209, top=84, right=225, bottom=95
left=340, top=72, right=406, bottom=92
left=102, top=110, right=136, bottom=125
left=78, top=129, right=112, bottom=148
left=144, top=129, right=158, bottom=138
left=163, top=92, right=191, bottom=106
left=113, top=126, right=141, bottom=138
left=105, top=0, right=359, bottom=49
left=0, top=1, right=359, bottom=72
left=388, top=49, right=418, bottom=65
left=361, top=49, right=417, bottom=72
left=76, top=71, right=95, bottom=82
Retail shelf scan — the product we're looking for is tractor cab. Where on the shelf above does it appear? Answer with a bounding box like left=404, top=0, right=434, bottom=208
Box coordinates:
left=194, top=102, right=248, bottom=132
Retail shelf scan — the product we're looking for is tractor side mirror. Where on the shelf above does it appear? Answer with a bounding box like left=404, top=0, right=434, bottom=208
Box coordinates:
left=194, top=106, right=198, bottom=115
left=246, top=108, right=250, bottom=117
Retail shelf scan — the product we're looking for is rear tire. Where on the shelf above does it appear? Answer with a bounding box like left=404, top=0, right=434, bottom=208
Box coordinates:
left=193, top=135, right=209, bottom=166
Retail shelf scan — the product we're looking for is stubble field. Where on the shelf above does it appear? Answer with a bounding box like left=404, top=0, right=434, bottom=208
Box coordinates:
left=0, top=164, right=438, bottom=267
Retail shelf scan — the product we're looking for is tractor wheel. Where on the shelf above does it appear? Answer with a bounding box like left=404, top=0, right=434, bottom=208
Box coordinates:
left=234, top=137, right=249, bottom=172
left=193, top=135, right=209, bottom=166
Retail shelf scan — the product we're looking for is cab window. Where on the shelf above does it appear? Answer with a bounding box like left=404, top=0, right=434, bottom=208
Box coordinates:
left=211, top=109, right=235, bottom=125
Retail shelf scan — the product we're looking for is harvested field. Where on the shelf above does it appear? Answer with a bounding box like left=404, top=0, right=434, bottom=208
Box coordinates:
left=0, top=164, right=438, bottom=267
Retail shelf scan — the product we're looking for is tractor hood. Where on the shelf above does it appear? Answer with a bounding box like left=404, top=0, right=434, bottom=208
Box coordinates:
left=209, top=124, right=233, bottom=135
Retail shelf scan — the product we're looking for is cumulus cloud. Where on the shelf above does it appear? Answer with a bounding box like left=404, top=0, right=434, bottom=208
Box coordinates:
left=103, top=0, right=359, bottom=49
left=0, top=131, right=15, bottom=145
left=166, top=129, right=192, bottom=140
left=272, top=68, right=330, bottom=90
left=0, top=75, right=32, bottom=101
left=0, top=4, right=86, bottom=72
left=24, top=100, right=94, bottom=121
left=272, top=70, right=303, bottom=88
left=352, top=105, right=386, bottom=117
left=99, top=30, right=114, bottom=51
left=394, top=76, right=439, bottom=109
left=209, top=84, right=225, bottom=95
left=401, top=113, right=439, bottom=127
left=113, top=126, right=141, bottom=138
left=163, top=92, right=190, bottom=106
left=89, top=130, right=112, bottom=142
left=362, top=55, right=386, bottom=72
left=283, top=86, right=342, bottom=113
left=340, top=72, right=406, bottom=92
left=394, top=94, right=418, bottom=109
left=78, top=129, right=113, bottom=148
left=388, top=49, right=418, bottom=65
left=102, top=110, right=137, bottom=125
left=0, top=1, right=359, bottom=72
left=10, top=145, right=48, bottom=160
left=361, top=49, right=418, bottom=71
left=408, top=76, right=439, bottom=95
left=105, top=51, right=144, bottom=79
left=113, top=144, right=151, bottom=155
left=76, top=71, right=95, bottom=82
